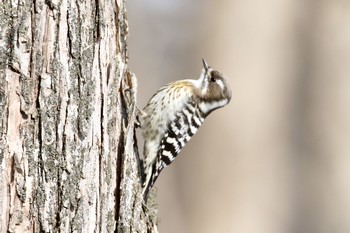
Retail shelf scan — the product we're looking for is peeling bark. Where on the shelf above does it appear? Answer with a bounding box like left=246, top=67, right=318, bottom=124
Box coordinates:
left=0, top=0, right=157, bottom=232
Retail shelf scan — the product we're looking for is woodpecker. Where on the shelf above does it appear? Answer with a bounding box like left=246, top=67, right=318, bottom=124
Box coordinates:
left=141, top=59, right=232, bottom=200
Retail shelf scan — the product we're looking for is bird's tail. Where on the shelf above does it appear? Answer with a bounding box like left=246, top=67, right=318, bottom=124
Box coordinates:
left=142, top=159, right=164, bottom=202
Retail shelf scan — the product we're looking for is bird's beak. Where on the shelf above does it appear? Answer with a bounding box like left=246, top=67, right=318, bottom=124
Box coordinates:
left=202, top=58, right=209, bottom=71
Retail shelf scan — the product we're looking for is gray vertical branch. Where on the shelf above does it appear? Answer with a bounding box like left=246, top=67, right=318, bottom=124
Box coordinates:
left=0, top=0, right=158, bottom=232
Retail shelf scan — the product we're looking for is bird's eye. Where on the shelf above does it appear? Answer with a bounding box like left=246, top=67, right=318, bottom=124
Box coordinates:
left=210, top=77, right=216, bottom=82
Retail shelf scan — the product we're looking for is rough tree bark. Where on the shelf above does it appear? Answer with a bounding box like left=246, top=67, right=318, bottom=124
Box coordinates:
left=0, top=0, right=157, bottom=232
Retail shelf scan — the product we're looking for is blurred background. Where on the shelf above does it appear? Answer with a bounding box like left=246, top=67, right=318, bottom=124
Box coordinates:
left=126, top=0, right=350, bottom=232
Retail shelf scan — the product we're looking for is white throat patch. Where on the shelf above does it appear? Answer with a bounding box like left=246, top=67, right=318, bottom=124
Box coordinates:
left=199, top=99, right=229, bottom=114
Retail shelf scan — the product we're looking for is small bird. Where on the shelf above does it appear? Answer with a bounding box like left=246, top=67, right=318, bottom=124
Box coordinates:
left=141, top=59, right=232, bottom=200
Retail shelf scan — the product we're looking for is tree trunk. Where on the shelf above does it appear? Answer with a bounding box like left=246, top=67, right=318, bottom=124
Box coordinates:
left=0, top=0, right=157, bottom=232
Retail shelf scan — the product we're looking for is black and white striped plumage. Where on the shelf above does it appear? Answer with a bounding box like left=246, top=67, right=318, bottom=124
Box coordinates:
left=141, top=59, right=232, bottom=200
